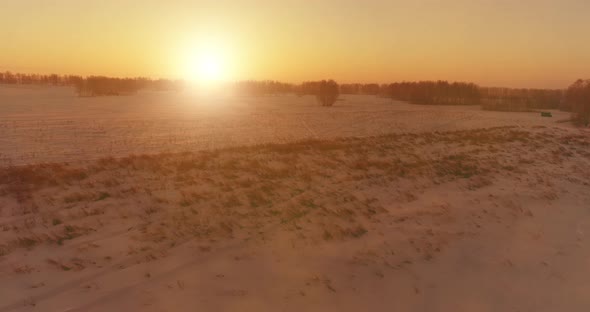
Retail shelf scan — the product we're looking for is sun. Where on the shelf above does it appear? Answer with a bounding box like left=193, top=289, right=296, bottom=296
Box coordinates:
left=198, top=54, right=222, bottom=80
left=191, top=51, right=224, bottom=82
left=184, top=43, right=230, bottom=84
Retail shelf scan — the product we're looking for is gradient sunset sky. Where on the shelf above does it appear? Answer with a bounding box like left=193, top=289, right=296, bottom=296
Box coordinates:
left=1, top=0, right=589, bottom=88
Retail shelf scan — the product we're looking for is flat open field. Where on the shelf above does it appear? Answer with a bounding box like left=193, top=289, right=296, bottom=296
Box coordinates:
left=0, top=85, right=573, bottom=166
left=1, top=86, right=589, bottom=311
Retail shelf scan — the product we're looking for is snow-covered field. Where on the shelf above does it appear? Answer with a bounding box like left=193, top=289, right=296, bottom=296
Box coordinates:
left=1, top=85, right=589, bottom=312
left=1, top=125, right=589, bottom=312
left=0, top=85, right=572, bottom=166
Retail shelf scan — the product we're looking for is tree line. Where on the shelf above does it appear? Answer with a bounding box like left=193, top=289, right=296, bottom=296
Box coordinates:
left=480, top=87, right=563, bottom=112
left=2, top=72, right=587, bottom=124
left=232, top=80, right=577, bottom=111
left=232, top=80, right=293, bottom=96
left=297, top=80, right=340, bottom=106
left=0, top=71, right=563, bottom=108
left=233, top=80, right=340, bottom=106
left=383, top=81, right=481, bottom=105
left=339, top=83, right=381, bottom=95
left=236, top=80, right=481, bottom=106
left=0, top=71, right=183, bottom=96
left=74, top=77, right=183, bottom=96
left=231, top=79, right=588, bottom=125
left=564, top=79, right=590, bottom=126
left=0, top=71, right=80, bottom=86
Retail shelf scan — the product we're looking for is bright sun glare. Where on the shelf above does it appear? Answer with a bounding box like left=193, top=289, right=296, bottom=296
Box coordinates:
left=185, top=42, right=230, bottom=84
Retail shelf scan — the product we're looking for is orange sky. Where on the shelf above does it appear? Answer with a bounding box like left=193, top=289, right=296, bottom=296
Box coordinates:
left=1, top=0, right=589, bottom=88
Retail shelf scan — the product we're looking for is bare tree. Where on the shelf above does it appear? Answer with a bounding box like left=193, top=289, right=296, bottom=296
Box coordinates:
left=316, top=80, right=339, bottom=107
left=565, top=79, right=590, bottom=126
